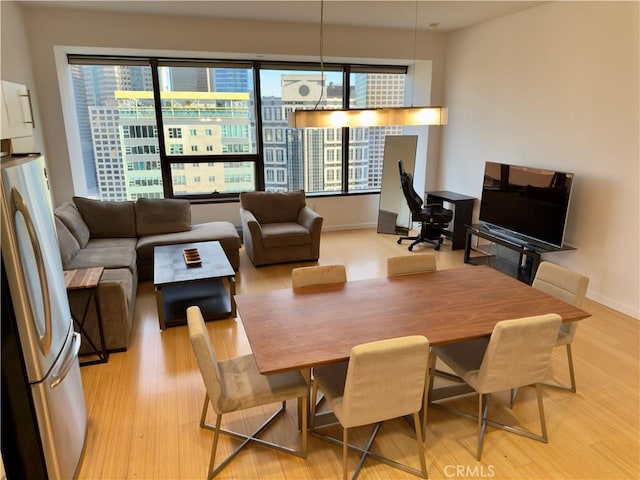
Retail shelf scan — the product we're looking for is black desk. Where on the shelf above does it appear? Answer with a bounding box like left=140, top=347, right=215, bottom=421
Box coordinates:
left=426, top=191, right=475, bottom=250
left=464, top=224, right=576, bottom=284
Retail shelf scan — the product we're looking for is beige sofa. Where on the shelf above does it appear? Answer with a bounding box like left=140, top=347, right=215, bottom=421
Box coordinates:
left=239, top=190, right=323, bottom=266
left=54, top=197, right=241, bottom=352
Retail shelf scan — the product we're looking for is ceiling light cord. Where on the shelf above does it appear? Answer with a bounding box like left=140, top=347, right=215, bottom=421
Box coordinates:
left=411, top=1, right=418, bottom=108
left=313, top=0, right=325, bottom=111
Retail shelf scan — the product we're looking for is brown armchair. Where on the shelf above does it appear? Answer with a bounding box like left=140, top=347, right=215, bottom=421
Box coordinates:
left=239, top=190, right=323, bottom=266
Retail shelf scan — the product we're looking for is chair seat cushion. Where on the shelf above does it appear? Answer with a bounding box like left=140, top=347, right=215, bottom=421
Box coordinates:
left=218, top=354, right=308, bottom=413
left=261, top=222, right=311, bottom=248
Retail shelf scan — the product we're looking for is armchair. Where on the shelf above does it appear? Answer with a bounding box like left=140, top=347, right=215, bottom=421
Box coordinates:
left=239, top=190, right=323, bottom=266
left=397, top=160, right=453, bottom=251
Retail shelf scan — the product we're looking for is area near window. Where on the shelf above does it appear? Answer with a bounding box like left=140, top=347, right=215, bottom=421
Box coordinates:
left=68, top=57, right=408, bottom=201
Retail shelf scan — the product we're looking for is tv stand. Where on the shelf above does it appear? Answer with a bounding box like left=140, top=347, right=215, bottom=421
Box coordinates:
left=464, top=224, right=576, bottom=284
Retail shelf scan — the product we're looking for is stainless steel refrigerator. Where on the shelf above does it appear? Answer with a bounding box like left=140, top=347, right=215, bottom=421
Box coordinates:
left=1, top=154, right=87, bottom=479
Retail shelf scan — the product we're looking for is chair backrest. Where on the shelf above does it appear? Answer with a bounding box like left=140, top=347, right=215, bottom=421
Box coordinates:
left=187, top=306, right=226, bottom=413
left=239, top=190, right=306, bottom=224
left=533, top=262, right=589, bottom=308
left=339, top=335, right=429, bottom=428
left=475, top=314, right=562, bottom=393
left=292, top=265, right=347, bottom=288
left=387, top=254, right=437, bottom=276
left=398, top=160, right=423, bottom=215
left=532, top=261, right=589, bottom=341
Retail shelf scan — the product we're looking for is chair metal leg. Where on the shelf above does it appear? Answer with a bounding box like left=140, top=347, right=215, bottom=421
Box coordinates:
left=566, top=344, right=577, bottom=392
left=413, top=411, right=428, bottom=478
left=313, top=419, right=427, bottom=479
left=342, top=427, right=349, bottom=480
left=536, top=384, right=548, bottom=442
left=477, top=393, right=489, bottom=461
left=199, top=393, right=308, bottom=478
left=538, top=344, right=578, bottom=392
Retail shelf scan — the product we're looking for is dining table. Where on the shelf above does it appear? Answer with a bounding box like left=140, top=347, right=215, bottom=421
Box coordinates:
left=234, top=265, right=591, bottom=376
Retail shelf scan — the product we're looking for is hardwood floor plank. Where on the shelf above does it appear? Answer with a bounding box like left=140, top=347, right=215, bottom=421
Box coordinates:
left=76, top=228, right=640, bottom=480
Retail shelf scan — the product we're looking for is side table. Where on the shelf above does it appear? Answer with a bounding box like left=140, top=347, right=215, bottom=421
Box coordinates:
left=64, top=266, right=109, bottom=365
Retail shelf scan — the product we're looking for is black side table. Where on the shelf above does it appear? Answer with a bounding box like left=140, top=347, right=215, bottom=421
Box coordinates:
left=426, top=191, right=475, bottom=250
left=64, top=267, right=109, bottom=366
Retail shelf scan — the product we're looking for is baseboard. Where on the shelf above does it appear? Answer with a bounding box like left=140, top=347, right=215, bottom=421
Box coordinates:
left=322, top=222, right=378, bottom=232
left=586, top=291, right=639, bottom=320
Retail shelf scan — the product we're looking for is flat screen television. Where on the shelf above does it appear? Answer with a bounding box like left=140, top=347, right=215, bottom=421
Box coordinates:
left=479, top=162, right=574, bottom=248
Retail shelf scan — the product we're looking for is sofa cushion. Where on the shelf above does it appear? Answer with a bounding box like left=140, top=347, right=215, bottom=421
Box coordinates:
left=135, top=198, right=191, bottom=236
left=135, top=221, right=241, bottom=260
left=260, top=222, right=311, bottom=248
left=73, top=197, right=137, bottom=238
left=65, top=246, right=136, bottom=272
left=54, top=217, right=80, bottom=268
left=54, top=202, right=90, bottom=247
left=240, top=191, right=306, bottom=224
left=85, top=238, right=138, bottom=250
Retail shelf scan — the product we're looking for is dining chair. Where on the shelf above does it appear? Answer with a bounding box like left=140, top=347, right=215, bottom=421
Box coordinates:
left=532, top=261, right=589, bottom=392
left=311, top=335, right=430, bottom=480
left=429, top=313, right=562, bottom=460
left=186, top=306, right=308, bottom=479
left=387, top=253, right=437, bottom=276
left=291, top=264, right=348, bottom=413
left=291, top=264, right=347, bottom=288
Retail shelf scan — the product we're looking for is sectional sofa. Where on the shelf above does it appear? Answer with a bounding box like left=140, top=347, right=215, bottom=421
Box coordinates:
left=54, top=197, right=241, bottom=352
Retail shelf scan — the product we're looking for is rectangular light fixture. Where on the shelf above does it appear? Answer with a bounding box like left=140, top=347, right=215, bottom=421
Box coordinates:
left=287, top=106, right=447, bottom=129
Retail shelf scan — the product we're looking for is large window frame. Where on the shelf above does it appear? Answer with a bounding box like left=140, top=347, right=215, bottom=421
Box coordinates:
left=68, top=55, right=407, bottom=202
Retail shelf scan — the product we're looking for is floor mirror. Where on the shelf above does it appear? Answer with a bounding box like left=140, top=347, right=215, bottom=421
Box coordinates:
left=377, top=135, right=418, bottom=234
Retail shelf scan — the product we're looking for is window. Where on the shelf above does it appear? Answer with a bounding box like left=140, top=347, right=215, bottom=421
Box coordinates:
left=69, top=56, right=407, bottom=200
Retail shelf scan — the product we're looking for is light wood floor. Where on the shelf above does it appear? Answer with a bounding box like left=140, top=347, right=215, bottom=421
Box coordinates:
left=76, top=229, right=639, bottom=480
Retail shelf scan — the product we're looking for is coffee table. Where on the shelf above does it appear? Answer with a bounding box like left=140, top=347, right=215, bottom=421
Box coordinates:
left=154, top=241, right=236, bottom=329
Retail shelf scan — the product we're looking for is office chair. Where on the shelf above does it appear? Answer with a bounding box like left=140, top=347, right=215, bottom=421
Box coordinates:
left=397, top=160, right=453, bottom=251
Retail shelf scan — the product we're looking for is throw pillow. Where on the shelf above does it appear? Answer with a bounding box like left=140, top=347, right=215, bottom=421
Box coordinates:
left=54, top=202, right=91, bottom=247
left=73, top=197, right=137, bottom=238
left=54, top=217, right=80, bottom=268
left=135, top=198, right=191, bottom=236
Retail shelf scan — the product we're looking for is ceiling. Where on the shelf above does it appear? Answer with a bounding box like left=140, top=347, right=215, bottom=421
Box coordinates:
left=18, top=1, right=545, bottom=32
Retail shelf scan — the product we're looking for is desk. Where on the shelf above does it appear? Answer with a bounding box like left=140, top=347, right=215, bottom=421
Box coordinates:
left=425, top=191, right=475, bottom=250
left=235, top=266, right=590, bottom=376
left=64, top=267, right=108, bottom=366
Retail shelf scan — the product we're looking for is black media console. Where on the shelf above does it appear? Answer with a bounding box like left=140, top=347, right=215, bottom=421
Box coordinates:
left=464, top=224, right=575, bottom=284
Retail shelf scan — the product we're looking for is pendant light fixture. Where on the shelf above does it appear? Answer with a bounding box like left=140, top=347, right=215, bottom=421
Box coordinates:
left=287, top=1, right=447, bottom=129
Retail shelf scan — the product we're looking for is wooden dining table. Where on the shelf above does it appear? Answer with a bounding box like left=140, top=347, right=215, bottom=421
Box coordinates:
left=234, top=265, right=591, bottom=376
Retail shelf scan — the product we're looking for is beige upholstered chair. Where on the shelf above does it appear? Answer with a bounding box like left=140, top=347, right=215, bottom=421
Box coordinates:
left=291, top=264, right=347, bottom=412
left=429, top=314, right=562, bottom=460
left=387, top=253, right=437, bottom=276
left=239, top=190, right=323, bottom=266
left=311, top=336, right=430, bottom=479
left=292, top=264, right=347, bottom=288
left=187, top=306, right=308, bottom=479
left=532, top=261, right=589, bottom=392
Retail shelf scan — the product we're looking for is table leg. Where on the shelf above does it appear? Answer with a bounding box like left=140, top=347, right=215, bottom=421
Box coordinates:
left=228, top=276, right=236, bottom=318
left=155, top=287, right=166, bottom=330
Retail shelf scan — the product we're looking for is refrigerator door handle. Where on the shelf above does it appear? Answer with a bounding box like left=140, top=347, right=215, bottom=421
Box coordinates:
left=50, top=332, right=81, bottom=389
left=11, top=187, right=53, bottom=356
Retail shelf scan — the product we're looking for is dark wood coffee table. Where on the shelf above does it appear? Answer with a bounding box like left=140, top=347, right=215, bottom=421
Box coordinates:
left=154, top=241, right=236, bottom=329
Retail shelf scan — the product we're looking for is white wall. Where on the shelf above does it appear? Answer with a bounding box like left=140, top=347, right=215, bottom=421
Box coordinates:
left=439, top=2, right=639, bottom=317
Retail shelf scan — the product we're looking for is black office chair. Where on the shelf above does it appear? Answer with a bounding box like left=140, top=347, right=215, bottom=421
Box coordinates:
left=397, top=160, right=453, bottom=251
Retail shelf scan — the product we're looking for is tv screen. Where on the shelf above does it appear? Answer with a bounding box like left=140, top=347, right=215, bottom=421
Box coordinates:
left=479, top=162, right=574, bottom=248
